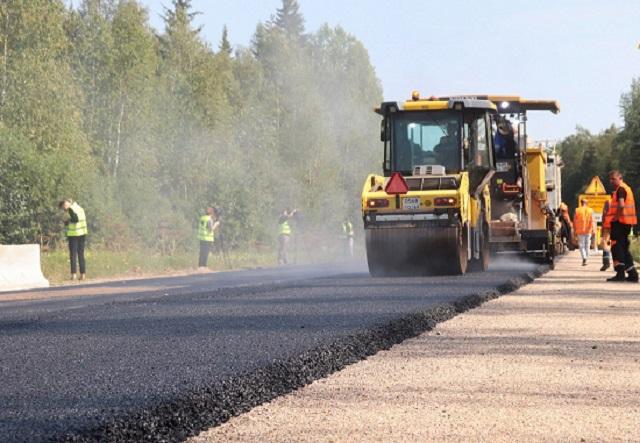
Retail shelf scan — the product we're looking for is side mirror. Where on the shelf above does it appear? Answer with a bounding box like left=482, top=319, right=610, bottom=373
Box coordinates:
left=380, top=119, right=389, bottom=142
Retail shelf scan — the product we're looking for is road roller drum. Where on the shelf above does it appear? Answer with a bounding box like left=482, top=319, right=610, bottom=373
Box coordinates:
left=366, top=225, right=468, bottom=276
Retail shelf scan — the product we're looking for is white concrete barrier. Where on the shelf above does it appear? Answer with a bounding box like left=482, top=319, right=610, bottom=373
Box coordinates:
left=0, top=244, right=50, bottom=292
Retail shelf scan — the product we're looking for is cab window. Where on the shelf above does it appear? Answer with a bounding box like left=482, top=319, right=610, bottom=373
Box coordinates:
left=463, top=113, right=491, bottom=168
left=391, top=111, right=462, bottom=174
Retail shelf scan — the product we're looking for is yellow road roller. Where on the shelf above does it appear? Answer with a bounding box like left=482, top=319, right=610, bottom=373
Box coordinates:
left=362, top=92, right=498, bottom=276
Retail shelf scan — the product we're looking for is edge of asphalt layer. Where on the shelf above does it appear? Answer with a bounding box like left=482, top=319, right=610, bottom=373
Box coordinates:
left=59, top=264, right=548, bottom=443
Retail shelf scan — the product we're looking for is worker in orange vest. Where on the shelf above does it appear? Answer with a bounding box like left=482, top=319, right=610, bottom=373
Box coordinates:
left=606, top=170, right=638, bottom=282
left=600, top=198, right=612, bottom=271
left=573, top=198, right=594, bottom=266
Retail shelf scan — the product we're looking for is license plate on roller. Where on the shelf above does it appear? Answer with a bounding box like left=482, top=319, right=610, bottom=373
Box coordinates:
left=402, top=197, right=420, bottom=210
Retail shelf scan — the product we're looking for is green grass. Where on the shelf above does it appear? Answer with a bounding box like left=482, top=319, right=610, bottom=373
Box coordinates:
left=41, top=247, right=277, bottom=285
left=40, top=234, right=362, bottom=285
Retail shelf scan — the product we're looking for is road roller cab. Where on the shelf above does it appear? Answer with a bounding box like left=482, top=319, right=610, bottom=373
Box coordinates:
left=362, top=92, right=497, bottom=276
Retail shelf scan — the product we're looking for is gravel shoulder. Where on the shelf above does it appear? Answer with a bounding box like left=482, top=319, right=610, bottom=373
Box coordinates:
left=190, top=251, right=640, bottom=443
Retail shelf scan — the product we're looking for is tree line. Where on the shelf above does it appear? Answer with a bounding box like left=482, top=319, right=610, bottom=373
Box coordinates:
left=558, top=79, right=640, bottom=215
left=0, top=0, right=383, bottom=253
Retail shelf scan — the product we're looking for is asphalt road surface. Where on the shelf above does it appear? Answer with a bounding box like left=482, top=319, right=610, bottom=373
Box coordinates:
left=0, top=259, right=542, bottom=442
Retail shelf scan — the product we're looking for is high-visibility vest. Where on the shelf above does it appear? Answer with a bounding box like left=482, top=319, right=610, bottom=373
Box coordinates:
left=602, top=198, right=613, bottom=229
left=342, top=222, right=354, bottom=237
left=573, top=206, right=593, bottom=235
left=279, top=220, right=291, bottom=236
left=66, top=202, right=88, bottom=237
left=198, top=215, right=214, bottom=242
left=609, top=181, right=637, bottom=226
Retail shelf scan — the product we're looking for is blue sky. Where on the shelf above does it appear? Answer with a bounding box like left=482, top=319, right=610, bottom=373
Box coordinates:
left=140, top=0, right=640, bottom=140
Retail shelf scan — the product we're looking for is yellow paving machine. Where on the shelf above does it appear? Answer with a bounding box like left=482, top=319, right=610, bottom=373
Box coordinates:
left=479, top=96, right=562, bottom=266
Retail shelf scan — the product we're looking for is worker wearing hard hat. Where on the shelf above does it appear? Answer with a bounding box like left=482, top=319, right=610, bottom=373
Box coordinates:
left=58, top=198, right=88, bottom=281
left=573, top=198, right=594, bottom=266
left=197, top=207, right=220, bottom=270
left=606, top=170, right=637, bottom=282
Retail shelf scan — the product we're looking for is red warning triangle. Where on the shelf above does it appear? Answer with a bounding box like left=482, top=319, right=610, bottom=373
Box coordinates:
left=385, top=172, right=409, bottom=195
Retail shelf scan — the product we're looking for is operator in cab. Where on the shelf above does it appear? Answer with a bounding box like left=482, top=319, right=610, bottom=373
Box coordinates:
left=494, top=116, right=517, bottom=159
left=433, top=122, right=460, bottom=172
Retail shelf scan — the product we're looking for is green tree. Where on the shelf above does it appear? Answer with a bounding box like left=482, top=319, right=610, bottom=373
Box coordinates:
left=618, top=78, right=640, bottom=190
left=558, top=125, right=621, bottom=212
left=0, top=128, right=78, bottom=244
left=219, top=24, right=231, bottom=55
left=0, top=0, right=385, bottom=258
left=271, top=0, right=305, bottom=41
left=0, top=0, right=89, bottom=158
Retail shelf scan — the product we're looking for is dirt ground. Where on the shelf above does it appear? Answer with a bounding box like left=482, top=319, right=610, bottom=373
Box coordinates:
left=190, top=251, right=640, bottom=443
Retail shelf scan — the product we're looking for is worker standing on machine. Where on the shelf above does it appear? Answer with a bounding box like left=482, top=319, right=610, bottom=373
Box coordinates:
left=494, top=116, right=516, bottom=159
left=573, top=198, right=594, bottom=266
left=606, top=170, right=637, bottom=282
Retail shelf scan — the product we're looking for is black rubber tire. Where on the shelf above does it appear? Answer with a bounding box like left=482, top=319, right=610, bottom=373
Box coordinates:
left=449, top=224, right=469, bottom=275
left=469, top=221, right=490, bottom=272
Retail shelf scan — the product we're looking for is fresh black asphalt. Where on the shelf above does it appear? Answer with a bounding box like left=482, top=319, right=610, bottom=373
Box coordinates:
left=0, top=259, right=544, bottom=442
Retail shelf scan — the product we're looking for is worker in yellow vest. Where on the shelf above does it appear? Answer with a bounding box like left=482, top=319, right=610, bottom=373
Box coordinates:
left=277, top=208, right=297, bottom=265
left=342, top=219, right=354, bottom=257
left=573, top=198, right=594, bottom=266
left=606, top=170, right=638, bottom=282
left=58, top=198, right=88, bottom=281
left=198, top=207, right=220, bottom=270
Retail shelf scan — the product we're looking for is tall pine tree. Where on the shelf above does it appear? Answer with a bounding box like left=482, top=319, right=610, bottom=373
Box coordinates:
left=271, top=0, right=305, bottom=41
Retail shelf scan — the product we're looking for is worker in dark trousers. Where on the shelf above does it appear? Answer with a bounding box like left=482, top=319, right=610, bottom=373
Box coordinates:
left=600, top=198, right=612, bottom=271
left=558, top=202, right=574, bottom=252
left=606, top=170, right=638, bottom=282
left=59, top=198, right=88, bottom=281
left=277, top=208, right=297, bottom=265
left=198, top=207, right=219, bottom=270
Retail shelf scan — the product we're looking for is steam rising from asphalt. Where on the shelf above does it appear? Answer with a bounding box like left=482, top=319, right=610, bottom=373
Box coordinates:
left=489, top=254, right=540, bottom=272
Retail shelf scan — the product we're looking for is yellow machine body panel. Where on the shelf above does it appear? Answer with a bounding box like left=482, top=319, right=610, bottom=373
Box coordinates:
left=361, top=173, right=470, bottom=224
left=402, top=100, right=450, bottom=111
left=436, top=95, right=560, bottom=114
left=525, top=147, right=549, bottom=230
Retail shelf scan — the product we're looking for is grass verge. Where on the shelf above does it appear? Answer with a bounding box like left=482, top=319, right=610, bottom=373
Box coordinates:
left=41, top=234, right=361, bottom=285
left=41, top=248, right=276, bottom=285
